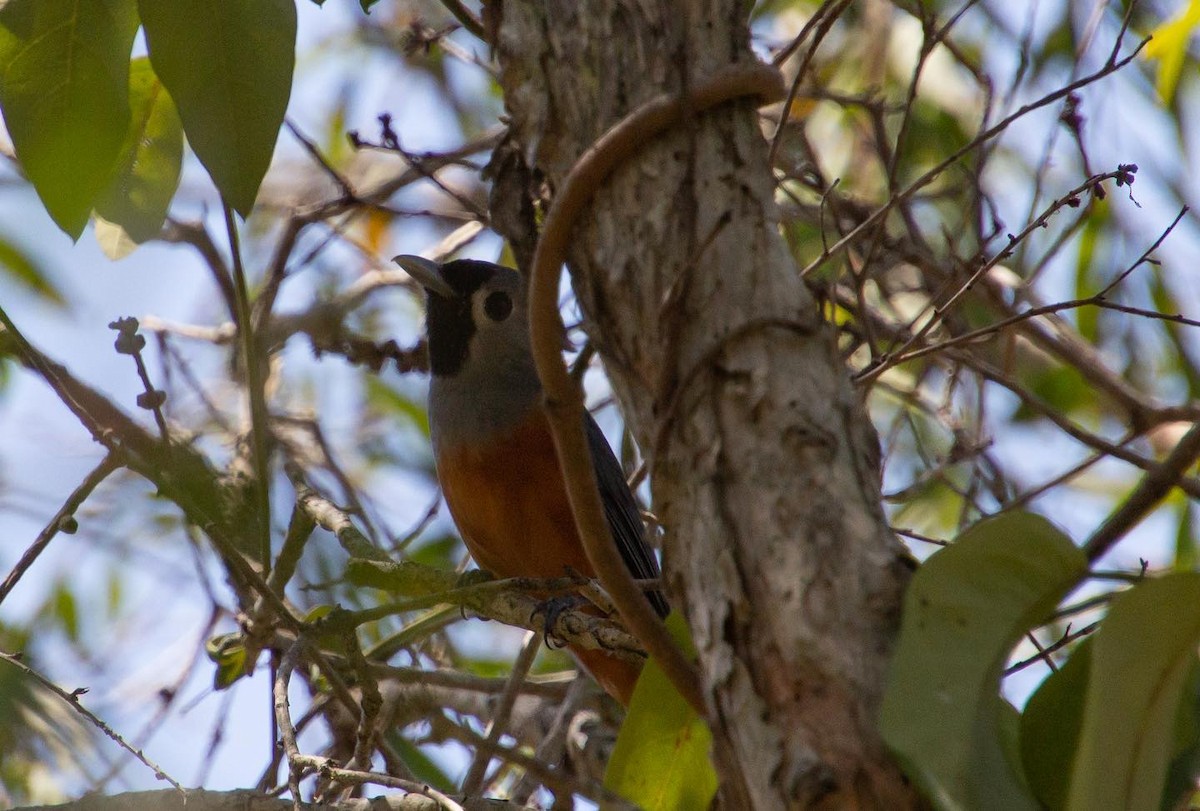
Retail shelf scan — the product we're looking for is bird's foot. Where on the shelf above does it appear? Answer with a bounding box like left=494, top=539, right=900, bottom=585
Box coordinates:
left=531, top=594, right=588, bottom=649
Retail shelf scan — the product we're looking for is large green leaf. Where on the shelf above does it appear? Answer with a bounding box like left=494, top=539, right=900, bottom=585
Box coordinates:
left=1066, top=573, right=1200, bottom=811
left=1162, top=661, right=1200, bottom=811
left=94, top=56, right=182, bottom=253
left=880, top=511, right=1087, bottom=810
left=1020, top=637, right=1093, bottom=810
left=138, top=0, right=295, bottom=216
left=605, top=613, right=717, bottom=810
left=1030, top=638, right=1200, bottom=811
left=0, top=0, right=139, bottom=237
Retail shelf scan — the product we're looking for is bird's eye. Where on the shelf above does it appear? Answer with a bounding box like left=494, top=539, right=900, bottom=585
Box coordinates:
left=484, top=291, right=513, bottom=322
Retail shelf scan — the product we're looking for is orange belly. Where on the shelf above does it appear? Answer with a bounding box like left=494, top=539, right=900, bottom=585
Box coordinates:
left=435, top=408, right=643, bottom=704
left=437, top=408, right=596, bottom=580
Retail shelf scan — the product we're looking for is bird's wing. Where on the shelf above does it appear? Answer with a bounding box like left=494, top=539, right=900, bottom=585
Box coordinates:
left=584, top=413, right=670, bottom=617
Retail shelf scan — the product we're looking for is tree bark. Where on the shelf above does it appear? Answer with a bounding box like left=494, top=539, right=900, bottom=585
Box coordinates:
left=488, top=1, right=920, bottom=807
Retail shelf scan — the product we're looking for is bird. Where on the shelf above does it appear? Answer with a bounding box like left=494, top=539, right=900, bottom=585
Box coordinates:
left=394, top=254, right=668, bottom=705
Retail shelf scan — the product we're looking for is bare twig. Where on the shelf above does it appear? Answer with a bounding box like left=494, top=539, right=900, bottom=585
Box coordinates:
left=0, top=453, right=120, bottom=605
left=1083, top=422, right=1200, bottom=563
left=1004, top=621, right=1101, bottom=676
left=439, top=0, right=485, bottom=40
left=461, top=631, right=541, bottom=795
left=0, top=650, right=184, bottom=792
left=800, top=37, right=1148, bottom=277
left=857, top=167, right=1138, bottom=384
left=274, top=640, right=467, bottom=810
left=767, top=0, right=851, bottom=168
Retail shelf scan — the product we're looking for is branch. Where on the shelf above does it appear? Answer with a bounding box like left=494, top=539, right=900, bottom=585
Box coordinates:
left=346, top=559, right=645, bottom=662
left=293, top=469, right=646, bottom=658
left=1083, top=422, right=1200, bottom=563
left=857, top=167, right=1141, bottom=384
left=145, top=219, right=484, bottom=371
left=0, top=306, right=247, bottom=546
left=527, top=60, right=785, bottom=716
left=438, top=0, right=485, bottom=40
left=0, top=650, right=184, bottom=793
left=274, top=641, right=481, bottom=811
left=0, top=453, right=120, bottom=605
left=800, top=35, right=1149, bottom=276
left=461, top=631, right=541, bottom=795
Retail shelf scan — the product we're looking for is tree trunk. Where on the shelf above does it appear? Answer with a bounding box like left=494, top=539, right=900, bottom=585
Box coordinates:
left=488, top=1, right=919, bottom=806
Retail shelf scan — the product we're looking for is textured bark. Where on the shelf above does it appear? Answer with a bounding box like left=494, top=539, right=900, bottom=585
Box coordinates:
left=489, top=1, right=919, bottom=806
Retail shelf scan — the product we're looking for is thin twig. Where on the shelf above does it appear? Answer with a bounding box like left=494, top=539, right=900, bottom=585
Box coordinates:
left=857, top=167, right=1135, bottom=384
left=461, top=631, right=541, bottom=795
left=274, top=639, right=466, bottom=810
left=0, top=650, right=184, bottom=792
left=1083, top=422, right=1200, bottom=563
left=767, top=0, right=850, bottom=168
left=439, top=0, right=485, bottom=40
left=1004, top=621, right=1101, bottom=676
left=510, top=676, right=593, bottom=803
left=800, top=37, right=1148, bottom=277
left=0, top=453, right=120, bottom=605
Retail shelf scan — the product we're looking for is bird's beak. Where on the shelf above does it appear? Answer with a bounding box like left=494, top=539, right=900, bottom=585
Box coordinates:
left=393, top=255, right=457, bottom=299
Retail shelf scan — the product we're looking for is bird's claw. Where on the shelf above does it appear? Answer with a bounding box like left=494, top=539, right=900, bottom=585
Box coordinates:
left=531, top=594, right=587, bottom=649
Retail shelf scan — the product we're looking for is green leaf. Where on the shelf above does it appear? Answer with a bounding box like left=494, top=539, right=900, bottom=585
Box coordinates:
left=303, top=604, right=335, bottom=623
left=366, top=376, right=431, bottom=438
left=50, top=581, right=79, bottom=642
left=0, top=0, right=139, bottom=237
left=1066, top=573, right=1200, bottom=811
left=205, top=633, right=248, bottom=690
left=1072, top=199, right=1108, bottom=344
left=93, top=216, right=138, bottom=261
left=407, top=534, right=462, bottom=569
left=0, top=233, right=63, bottom=306
left=880, top=511, right=1087, bottom=810
left=386, top=734, right=455, bottom=793
left=1163, top=662, right=1200, bottom=811
left=605, top=613, right=717, bottom=810
left=1173, top=495, right=1196, bottom=572
left=138, top=0, right=296, bottom=216
left=1020, top=637, right=1093, bottom=810
left=1014, top=364, right=1092, bottom=424
left=93, top=56, right=183, bottom=251
left=995, top=698, right=1028, bottom=794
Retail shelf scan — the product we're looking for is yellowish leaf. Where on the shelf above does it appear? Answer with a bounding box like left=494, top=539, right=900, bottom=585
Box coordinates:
left=1144, top=0, right=1200, bottom=105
